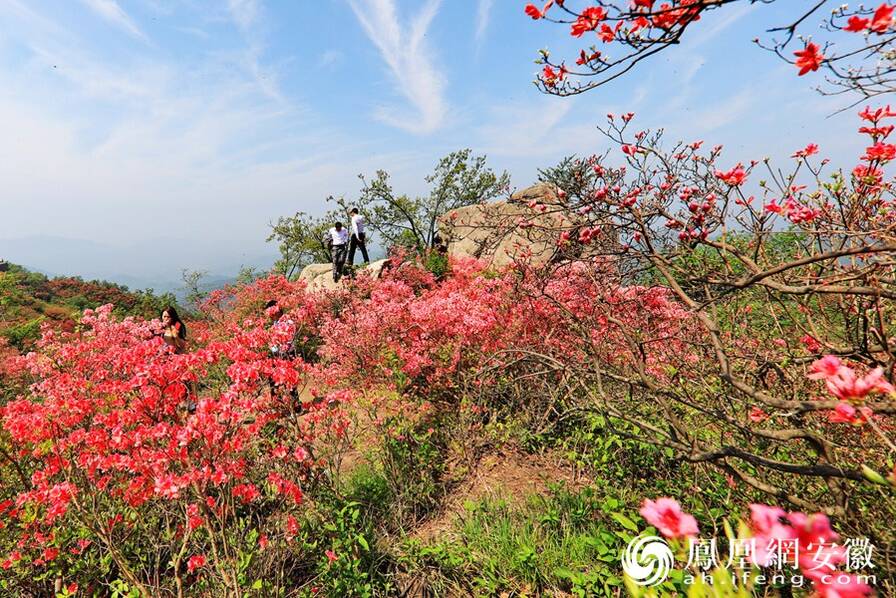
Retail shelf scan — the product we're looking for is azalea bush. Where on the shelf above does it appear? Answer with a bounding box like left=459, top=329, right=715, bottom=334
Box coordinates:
left=445, top=107, right=896, bottom=587
left=0, top=298, right=341, bottom=596
left=0, top=250, right=707, bottom=594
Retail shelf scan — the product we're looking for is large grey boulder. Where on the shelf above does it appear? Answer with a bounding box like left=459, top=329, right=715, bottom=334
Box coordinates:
left=297, top=263, right=337, bottom=291
left=298, top=259, right=390, bottom=292
left=437, top=183, right=577, bottom=267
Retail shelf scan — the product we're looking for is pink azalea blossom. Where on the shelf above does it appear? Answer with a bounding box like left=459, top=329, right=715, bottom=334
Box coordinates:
left=824, top=366, right=894, bottom=401
left=639, top=497, right=699, bottom=539
left=808, top=356, right=844, bottom=380
left=828, top=402, right=874, bottom=425
left=748, top=504, right=795, bottom=567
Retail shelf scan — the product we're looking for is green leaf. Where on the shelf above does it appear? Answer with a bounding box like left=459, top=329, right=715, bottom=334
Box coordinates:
left=357, top=534, right=370, bottom=551
left=610, top=512, right=639, bottom=532
left=861, top=464, right=888, bottom=485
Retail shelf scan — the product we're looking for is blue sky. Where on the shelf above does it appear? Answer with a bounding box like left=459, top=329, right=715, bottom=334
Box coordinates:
left=0, top=0, right=866, bottom=283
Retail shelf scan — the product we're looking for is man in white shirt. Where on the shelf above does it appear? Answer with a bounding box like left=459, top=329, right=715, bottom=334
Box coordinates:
left=327, top=221, right=349, bottom=282
left=348, top=208, right=370, bottom=265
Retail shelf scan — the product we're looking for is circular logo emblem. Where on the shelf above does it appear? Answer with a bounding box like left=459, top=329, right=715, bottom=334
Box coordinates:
left=621, top=534, right=674, bottom=587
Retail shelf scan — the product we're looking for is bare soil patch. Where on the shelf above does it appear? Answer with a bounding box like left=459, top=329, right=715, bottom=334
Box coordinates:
left=410, top=447, right=584, bottom=542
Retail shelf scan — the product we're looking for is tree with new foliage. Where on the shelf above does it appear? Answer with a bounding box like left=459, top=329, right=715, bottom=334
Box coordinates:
left=329, top=149, right=511, bottom=254
left=267, top=211, right=338, bottom=278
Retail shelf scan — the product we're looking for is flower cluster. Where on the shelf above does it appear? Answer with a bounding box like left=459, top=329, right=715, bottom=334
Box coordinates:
left=809, top=356, right=894, bottom=424
left=748, top=504, right=873, bottom=597
left=640, top=497, right=699, bottom=539
left=843, top=4, right=895, bottom=34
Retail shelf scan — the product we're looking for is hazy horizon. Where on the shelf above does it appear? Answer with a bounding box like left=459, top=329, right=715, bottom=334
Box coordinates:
left=0, top=233, right=278, bottom=292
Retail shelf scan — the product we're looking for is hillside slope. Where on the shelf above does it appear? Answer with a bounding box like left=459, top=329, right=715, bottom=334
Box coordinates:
left=0, top=261, right=177, bottom=352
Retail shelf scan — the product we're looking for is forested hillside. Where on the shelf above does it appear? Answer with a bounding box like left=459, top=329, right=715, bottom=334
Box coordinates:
left=0, top=262, right=177, bottom=353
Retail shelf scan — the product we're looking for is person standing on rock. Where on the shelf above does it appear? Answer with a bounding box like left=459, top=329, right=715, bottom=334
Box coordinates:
left=348, top=207, right=370, bottom=266
left=327, top=221, right=349, bottom=283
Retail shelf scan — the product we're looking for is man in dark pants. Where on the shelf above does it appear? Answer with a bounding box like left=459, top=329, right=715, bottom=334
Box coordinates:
left=327, top=221, right=349, bottom=282
left=348, top=207, right=370, bottom=265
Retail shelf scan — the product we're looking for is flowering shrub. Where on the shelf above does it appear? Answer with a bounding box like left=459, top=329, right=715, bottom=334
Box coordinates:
left=0, top=303, right=331, bottom=595
left=488, top=106, right=896, bottom=522
left=639, top=497, right=698, bottom=539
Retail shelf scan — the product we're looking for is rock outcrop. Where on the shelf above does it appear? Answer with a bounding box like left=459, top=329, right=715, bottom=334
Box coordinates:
left=299, top=182, right=604, bottom=288
left=298, top=259, right=389, bottom=291
left=436, top=183, right=576, bottom=267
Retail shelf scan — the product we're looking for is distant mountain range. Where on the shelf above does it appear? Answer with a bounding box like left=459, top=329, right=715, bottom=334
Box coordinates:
left=0, top=235, right=278, bottom=294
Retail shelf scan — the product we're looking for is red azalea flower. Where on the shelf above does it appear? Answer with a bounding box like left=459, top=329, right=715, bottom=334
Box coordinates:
left=652, top=3, right=678, bottom=29
left=801, top=334, right=822, bottom=353
left=542, top=65, right=558, bottom=87
left=524, top=4, right=542, bottom=19
left=570, top=6, right=607, bottom=37
left=844, top=15, right=870, bottom=32
left=716, top=164, right=747, bottom=186
left=576, top=49, right=600, bottom=65
left=598, top=22, right=621, bottom=42
left=640, top=497, right=699, bottom=539
left=792, top=143, right=819, bottom=158
left=863, top=141, right=896, bottom=161
left=748, top=407, right=768, bottom=423
left=793, top=42, right=824, bottom=76
left=828, top=402, right=873, bottom=425
left=870, top=3, right=895, bottom=33
left=629, top=15, right=651, bottom=34
left=187, top=554, right=206, bottom=573
left=764, top=200, right=783, bottom=214
left=858, top=105, right=896, bottom=122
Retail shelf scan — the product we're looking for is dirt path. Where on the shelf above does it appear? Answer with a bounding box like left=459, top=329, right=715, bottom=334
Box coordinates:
left=410, top=447, right=584, bottom=542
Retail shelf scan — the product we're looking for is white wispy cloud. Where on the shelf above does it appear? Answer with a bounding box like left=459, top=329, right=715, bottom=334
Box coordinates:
left=686, top=1, right=756, bottom=48
left=228, top=0, right=259, bottom=31
left=217, top=1, right=287, bottom=105
left=475, top=99, right=578, bottom=159
left=349, top=0, right=447, bottom=134
left=80, top=0, right=147, bottom=41
left=474, top=0, right=493, bottom=50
